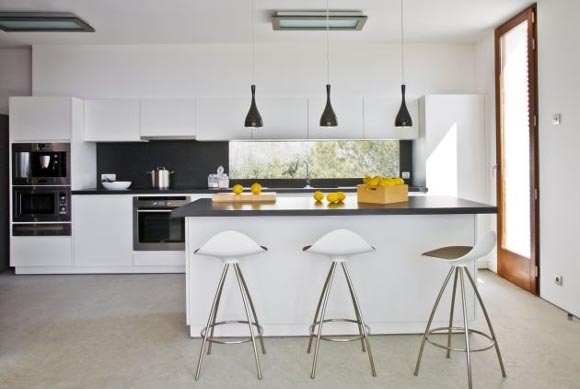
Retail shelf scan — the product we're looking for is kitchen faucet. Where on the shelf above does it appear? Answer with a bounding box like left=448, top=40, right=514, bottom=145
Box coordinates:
left=286, top=159, right=313, bottom=189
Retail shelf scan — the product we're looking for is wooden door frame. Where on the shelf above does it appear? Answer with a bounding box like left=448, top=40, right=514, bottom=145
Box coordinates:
left=494, top=4, right=540, bottom=294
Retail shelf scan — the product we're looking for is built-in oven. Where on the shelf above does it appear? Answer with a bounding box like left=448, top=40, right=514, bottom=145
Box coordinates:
left=133, top=196, right=190, bottom=251
left=12, top=186, right=71, bottom=223
left=12, top=143, right=71, bottom=186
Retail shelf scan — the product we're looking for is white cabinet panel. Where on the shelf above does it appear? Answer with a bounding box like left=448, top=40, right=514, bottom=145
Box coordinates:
left=363, top=97, right=419, bottom=139
left=9, top=97, right=72, bottom=141
left=84, top=99, right=140, bottom=142
left=11, top=236, right=72, bottom=267
left=133, top=252, right=185, bottom=267
left=252, top=98, right=308, bottom=140
left=308, top=97, right=364, bottom=139
left=196, top=98, right=253, bottom=141
left=140, top=99, right=196, bottom=138
left=73, top=195, right=133, bottom=266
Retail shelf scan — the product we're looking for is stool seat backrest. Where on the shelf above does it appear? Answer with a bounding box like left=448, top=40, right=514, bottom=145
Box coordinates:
left=195, top=230, right=266, bottom=259
left=451, top=231, right=497, bottom=266
left=305, top=229, right=375, bottom=257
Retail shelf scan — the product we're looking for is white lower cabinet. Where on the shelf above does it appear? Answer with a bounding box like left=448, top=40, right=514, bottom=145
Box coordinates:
left=133, top=252, right=185, bottom=267
left=11, top=236, right=73, bottom=267
left=73, top=195, right=133, bottom=266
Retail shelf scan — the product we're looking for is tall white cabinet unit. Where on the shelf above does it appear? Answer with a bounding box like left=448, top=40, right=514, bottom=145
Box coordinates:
left=414, top=95, right=487, bottom=203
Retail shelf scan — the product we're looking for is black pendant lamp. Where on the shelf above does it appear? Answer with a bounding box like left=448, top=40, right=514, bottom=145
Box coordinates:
left=245, top=0, right=263, bottom=128
left=395, top=0, right=413, bottom=127
left=320, top=0, right=338, bottom=127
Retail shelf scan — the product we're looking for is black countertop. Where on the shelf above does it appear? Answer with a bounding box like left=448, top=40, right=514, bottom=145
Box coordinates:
left=171, top=196, right=497, bottom=218
left=72, top=186, right=429, bottom=195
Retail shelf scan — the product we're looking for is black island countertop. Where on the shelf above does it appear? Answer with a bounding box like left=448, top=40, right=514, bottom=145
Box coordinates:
left=171, top=195, right=497, bottom=218
left=72, top=186, right=429, bottom=195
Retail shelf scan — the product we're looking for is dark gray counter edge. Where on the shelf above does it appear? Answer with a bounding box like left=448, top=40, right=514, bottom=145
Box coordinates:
left=72, top=186, right=429, bottom=195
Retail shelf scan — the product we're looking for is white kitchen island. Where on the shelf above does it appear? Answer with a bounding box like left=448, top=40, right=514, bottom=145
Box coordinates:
left=173, top=194, right=497, bottom=337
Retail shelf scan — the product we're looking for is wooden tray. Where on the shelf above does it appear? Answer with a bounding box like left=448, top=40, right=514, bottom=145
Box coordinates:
left=357, top=184, right=408, bottom=204
left=212, top=192, right=277, bottom=203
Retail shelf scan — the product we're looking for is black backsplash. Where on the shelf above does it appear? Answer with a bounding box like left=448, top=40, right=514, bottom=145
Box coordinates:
left=97, top=140, right=228, bottom=189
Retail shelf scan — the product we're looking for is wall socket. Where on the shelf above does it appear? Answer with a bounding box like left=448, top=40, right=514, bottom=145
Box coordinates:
left=554, top=274, right=563, bottom=286
left=101, top=173, right=117, bottom=182
left=401, top=171, right=411, bottom=179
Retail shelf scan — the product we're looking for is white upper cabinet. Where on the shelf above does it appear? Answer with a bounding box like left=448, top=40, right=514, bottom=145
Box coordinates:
left=195, top=98, right=253, bottom=141
left=9, top=97, right=74, bottom=142
left=140, top=99, right=196, bottom=138
left=307, top=97, right=364, bottom=139
left=252, top=98, right=308, bottom=140
left=84, top=99, right=140, bottom=142
left=363, top=97, right=420, bottom=139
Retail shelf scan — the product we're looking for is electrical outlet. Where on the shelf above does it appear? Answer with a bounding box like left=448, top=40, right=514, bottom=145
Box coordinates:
left=401, top=171, right=411, bottom=179
left=552, top=113, right=562, bottom=126
left=101, top=174, right=116, bottom=182
left=554, top=274, right=563, bottom=286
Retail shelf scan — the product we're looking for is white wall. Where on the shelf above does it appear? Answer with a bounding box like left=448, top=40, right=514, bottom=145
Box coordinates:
left=536, top=0, right=580, bottom=317
left=474, top=0, right=580, bottom=317
left=31, top=43, right=475, bottom=101
left=0, top=48, right=32, bottom=114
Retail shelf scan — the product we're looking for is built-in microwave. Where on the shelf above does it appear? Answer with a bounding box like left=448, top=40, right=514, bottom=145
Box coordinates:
left=12, top=143, right=71, bottom=186
left=12, top=186, right=71, bottom=223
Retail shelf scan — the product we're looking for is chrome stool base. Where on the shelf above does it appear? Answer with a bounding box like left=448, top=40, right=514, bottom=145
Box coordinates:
left=195, top=263, right=266, bottom=381
left=414, top=266, right=506, bottom=389
left=307, top=262, right=376, bottom=379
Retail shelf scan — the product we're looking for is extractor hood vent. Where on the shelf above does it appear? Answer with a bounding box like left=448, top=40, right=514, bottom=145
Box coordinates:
left=272, top=11, right=367, bottom=31
left=0, top=12, right=94, bottom=32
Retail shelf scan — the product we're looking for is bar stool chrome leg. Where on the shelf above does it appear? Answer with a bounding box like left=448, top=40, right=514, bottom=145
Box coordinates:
left=235, top=263, right=266, bottom=355
left=233, top=264, right=263, bottom=380
left=342, top=263, right=376, bottom=377
left=307, top=263, right=336, bottom=354
left=414, top=266, right=456, bottom=376
left=459, top=268, right=473, bottom=389
left=464, top=269, right=507, bottom=377
left=310, top=262, right=337, bottom=379
left=345, top=265, right=367, bottom=353
left=446, top=269, right=459, bottom=358
left=206, top=265, right=228, bottom=356
left=195, top=264, right=230, bottom=381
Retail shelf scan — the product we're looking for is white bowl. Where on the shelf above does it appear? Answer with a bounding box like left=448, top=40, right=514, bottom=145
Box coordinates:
left=102, top=181, right=132, bottom=190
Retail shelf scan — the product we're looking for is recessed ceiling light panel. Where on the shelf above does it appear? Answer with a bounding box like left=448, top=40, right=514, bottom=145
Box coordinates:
left=272, top=11, right=367, bottom=31
left=0, top=12, right=94, bottom=32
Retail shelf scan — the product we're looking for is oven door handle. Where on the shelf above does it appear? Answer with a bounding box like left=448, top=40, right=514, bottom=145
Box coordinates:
left=136, top=209, right=174, bottom=213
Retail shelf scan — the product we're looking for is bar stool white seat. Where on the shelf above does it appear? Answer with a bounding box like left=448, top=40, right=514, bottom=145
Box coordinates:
left=303, top=228, right=377, bottom=379
left=414, top=231, right=506, bottom=389
left=193, top=230, right=267, bottom=380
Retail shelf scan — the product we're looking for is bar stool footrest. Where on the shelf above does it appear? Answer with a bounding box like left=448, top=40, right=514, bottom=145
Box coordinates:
left=200, top=320, right=264, bottom=345
left=309, top=319, right=370, bottom=342
left=426, top=326, right=496, bottom=353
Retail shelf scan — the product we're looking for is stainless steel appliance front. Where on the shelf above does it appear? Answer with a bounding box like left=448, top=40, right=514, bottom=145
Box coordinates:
left=12, top=143, right=71, bottom=186
left=12, top=186, right=71, bottom=223
left=133, top=196, right=190, bottom=251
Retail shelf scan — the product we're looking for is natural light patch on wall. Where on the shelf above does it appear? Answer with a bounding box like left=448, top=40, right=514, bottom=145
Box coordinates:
left=229, top=141, right=399, bottom=179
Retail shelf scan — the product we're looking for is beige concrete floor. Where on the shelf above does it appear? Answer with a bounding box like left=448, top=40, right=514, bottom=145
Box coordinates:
left=0, top=270, right=579, bottom=389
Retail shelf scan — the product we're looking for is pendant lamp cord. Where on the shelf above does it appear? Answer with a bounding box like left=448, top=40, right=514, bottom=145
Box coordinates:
left=326, top=0, right=330, bottom=85
left=400, top=0, right=405, bottom=84
left=251, top=0, right=256, bottom=84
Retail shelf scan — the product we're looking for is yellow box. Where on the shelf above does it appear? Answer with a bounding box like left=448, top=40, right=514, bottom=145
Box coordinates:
left=356, top=184, right=409, bottom=204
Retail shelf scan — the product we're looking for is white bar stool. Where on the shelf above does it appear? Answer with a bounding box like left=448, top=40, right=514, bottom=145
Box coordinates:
left=193, top=230, right=267, bottom=381
left=303, top=228, right=377, bottom=379
left=414, top=231, right=507, bottom=389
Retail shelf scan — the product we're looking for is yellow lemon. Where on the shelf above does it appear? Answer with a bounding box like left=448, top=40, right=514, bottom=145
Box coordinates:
left=395, top=178, right=405, bottom=185
left=313, top=191, right=324, bottom=202
left=336, top=192, right=346, bottom=202
left=232, top=184, right=244, bottom=195
left=326, top=193, right=339, bottom=203
left=363, top=175, right=372, bottom=184
left=250, top=182, right=262, bottom=195
left=379, top=178, right=391, bottom=187
left=386, top=179, right=397, bottom=186
left=367, top=177, right=381, bottom=187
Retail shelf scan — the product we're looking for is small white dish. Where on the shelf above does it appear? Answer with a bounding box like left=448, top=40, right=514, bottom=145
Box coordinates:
left=102, top=181, right=132, bottom=190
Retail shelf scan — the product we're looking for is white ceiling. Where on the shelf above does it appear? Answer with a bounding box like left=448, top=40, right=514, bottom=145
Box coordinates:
left=0, top=0, right=533, bottom=48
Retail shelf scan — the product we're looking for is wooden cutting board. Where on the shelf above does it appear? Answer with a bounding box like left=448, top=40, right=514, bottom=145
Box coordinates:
left=212, top=192, right=277, bottom=203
